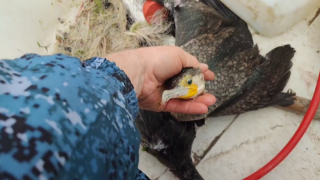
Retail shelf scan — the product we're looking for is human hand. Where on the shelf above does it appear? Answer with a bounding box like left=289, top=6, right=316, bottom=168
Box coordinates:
left=105, top=46, right=216, bottom=114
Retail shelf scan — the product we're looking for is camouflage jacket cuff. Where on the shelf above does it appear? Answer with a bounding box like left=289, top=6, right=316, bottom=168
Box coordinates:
left=82, top=57, right=139, bottom=118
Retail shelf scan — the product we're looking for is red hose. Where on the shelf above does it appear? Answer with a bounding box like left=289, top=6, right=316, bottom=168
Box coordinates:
left=243, top=72, right=320, bottom=180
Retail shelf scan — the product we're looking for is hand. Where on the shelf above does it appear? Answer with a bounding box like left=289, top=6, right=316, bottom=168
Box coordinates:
left=105, top=46, right=216, bottom=114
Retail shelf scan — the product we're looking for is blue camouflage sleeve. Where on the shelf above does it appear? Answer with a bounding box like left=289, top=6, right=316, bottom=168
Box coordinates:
left=0, top=54, right=150, bottom=180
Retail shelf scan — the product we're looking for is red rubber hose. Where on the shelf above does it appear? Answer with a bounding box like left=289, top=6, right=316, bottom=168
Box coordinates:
left=243, top=72, right=320, bottom=180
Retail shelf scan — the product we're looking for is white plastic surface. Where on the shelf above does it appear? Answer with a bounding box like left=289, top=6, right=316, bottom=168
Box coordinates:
left=221, top=0, right=320, bottom=37
left=0, top=0, right=83, bottom=59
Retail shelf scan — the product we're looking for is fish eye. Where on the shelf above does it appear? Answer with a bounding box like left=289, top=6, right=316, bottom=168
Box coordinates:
left=187, top=79, right=192, bottom=85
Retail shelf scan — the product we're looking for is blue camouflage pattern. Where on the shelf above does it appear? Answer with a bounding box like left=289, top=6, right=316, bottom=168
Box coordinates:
left=0, top=54, right=150, bottom=180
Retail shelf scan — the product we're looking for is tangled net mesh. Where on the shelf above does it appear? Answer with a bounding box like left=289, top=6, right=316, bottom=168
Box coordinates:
left=53, top=0, right=173, bottom=61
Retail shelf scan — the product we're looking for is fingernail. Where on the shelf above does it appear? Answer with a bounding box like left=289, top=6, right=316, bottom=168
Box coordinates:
left=200, top=63, right=208, bottom=67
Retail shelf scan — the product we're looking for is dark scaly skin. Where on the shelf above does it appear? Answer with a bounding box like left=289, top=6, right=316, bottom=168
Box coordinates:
left=134, top=0, right=296, bottom=179
left=210, top=45, right=295, bottom=117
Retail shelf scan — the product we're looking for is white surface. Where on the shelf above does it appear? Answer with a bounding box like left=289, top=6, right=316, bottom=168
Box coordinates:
left=0, top=0, right=319, bottom=179
left=221, top=0, right=320, bottom=37
left=0, top=0, right=83, bottom=59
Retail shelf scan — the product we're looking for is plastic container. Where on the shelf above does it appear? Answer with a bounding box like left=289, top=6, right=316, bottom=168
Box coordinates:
left=221, top=0, right=320, bottom=37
